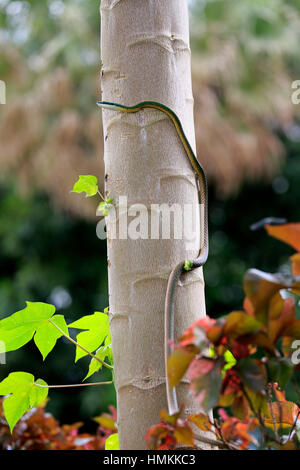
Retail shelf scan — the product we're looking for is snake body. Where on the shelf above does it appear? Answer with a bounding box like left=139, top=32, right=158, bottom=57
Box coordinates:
left=97, top=101, right=209, bottom=415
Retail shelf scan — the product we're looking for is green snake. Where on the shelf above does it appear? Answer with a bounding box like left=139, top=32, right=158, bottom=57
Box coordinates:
left=97, top=101, right=209, bottom=415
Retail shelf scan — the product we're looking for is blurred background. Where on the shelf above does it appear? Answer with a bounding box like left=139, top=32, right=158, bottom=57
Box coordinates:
left=0, top=0, right=299, bottom=431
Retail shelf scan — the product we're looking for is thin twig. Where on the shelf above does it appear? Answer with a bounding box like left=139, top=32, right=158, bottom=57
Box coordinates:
left=240, top=383, right=281, bottom=448
left=206, top=416, right=240, bottom=451
left=194, top=433, right=240, bottom=451
left=267, top=383, right=278, bottom=441
left=49, top=319, right=113, bottom=370
left=240, top=383, right=267, bottom=448
left=213, top=418, right=230, bottom=449
left=97, top=189, right=106, bottom=201
left=288, top=409, right=300, bottom=440
left=36, top=381, right=113, bottom=389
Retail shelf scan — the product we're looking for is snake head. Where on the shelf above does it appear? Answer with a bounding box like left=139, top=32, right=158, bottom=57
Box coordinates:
left=97, top=101, right=120, bottom=111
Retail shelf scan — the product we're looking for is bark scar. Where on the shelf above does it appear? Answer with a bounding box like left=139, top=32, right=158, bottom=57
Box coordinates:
left=101, top=0, right=124, bottom=11
left=127, top=34, right=190, bottom=55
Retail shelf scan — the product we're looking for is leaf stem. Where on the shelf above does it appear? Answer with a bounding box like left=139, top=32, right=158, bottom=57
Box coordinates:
left=97, top=189, right=106, bottom=201
left=49, top=319, right=113, bottom=370
left=36, top=381, right=113, bottom=389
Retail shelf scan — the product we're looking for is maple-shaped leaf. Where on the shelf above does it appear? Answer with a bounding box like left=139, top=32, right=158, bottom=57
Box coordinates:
left=84, top=334, right=112, bottom=380
left=68, top=311, right=110, bottom=362
left=265, top=223, right=300, bottom=253
left=71, top=175, right=98, bottom=198
left=34, top=315, right=68, bottom=360
left=97, top=198, right=114, bottom=217
left=0, top=372, right=48, bottom=432
left=0, top=302, right=68, bottom=360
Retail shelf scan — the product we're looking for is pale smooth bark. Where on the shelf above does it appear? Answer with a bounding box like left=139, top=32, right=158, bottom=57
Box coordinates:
left=100, top=0, right=207, bottom=450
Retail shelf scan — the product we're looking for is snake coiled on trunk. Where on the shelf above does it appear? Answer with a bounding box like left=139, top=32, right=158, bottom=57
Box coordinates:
left=98, top=100, right=209, bottom=415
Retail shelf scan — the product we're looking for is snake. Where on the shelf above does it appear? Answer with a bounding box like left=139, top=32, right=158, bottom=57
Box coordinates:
left=97, top=101, right=209, bottom=415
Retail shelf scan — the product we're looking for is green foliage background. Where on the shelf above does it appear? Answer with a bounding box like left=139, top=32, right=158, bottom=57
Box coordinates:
left=0, top=0, right=299, bottom=429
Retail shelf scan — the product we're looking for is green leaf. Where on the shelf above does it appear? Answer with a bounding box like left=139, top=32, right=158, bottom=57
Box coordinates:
left=84, top=334, right=113, bottom=381
left=71, top=175, right=98, bottom=198
left=208, top=345, right=215, bottom=358
left=0, top=302, right=55, bottom=332
left=0, top=326, right=35, bottom=353
left=105, top=433, right=119, bottom=450
left=29, top=379, right=48, bottom=408
left=69, top=311, right=110, bottom=362
left=34, top=314, right=68, bottom=360
left=183, top=260, right=193, bottom=271
left=97, top=199, right=114, bottom=217
left=0, top=372, right=48, bottom=432
left=222, top=350, right=237, bottom=376
left=0, top=302, right=67, bottom=359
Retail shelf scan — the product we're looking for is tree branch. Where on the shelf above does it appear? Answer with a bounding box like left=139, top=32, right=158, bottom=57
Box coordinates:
left=49, top=319, right=113, bottom=370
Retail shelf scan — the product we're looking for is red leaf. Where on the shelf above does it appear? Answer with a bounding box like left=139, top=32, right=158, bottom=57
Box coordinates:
left=144, top=423, right=175, bottom=450
left=268, top=297, right=296, bottom=343
left=174, top=420, right=194, bottom=446
left=291, top=253, right=300, bottom=275
left=265, top=223, right=300, bottom=252
left=188, top=358, right=224, bottom=411
left=179, top=316, right=216, bottom=347
left=244, top=269, right=286, bottom=325
left=188, top=413, right=212, bottom=431
left=224, top=311, right=262, bottom=340
left=167, top=348, right=196, bottom=389
left=221, top=417, right=257, bottom=449
left=263, top=401, right=299, bottom=429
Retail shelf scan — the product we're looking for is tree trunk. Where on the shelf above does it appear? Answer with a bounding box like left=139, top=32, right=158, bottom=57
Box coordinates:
left=100, top=0, right=207, bottom=450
